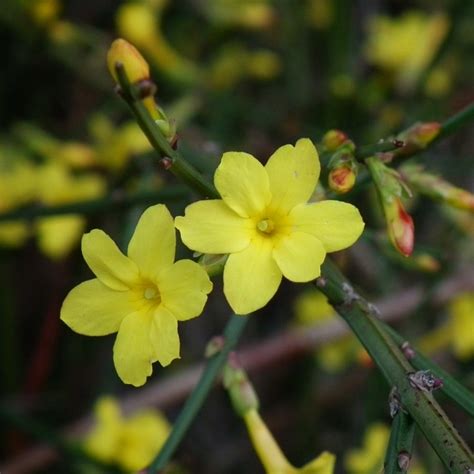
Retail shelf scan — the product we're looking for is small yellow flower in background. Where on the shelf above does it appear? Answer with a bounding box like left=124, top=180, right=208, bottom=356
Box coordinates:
left=295, top=291, right=360, bottom=372
left=416, top=292, right=474, bottom=361
left=365, top=11, right=449, bottom=91
left=0, top=158, right=37, bottom=248
left=176, top=139, right=364, bottom=314
left=344, top=423, right=390, bottom=474
left=345, top=423, right=426, bottom=474
left=448, top=292, right=474, bottom=360
left=244, top=409, right=336, bottom=474
left=61, top=204, right=213, bottom=386
left=89, top=114, right=152, bottom=171
left=204, top=0, right=275, bottom=29
left=116, top=3, right=200, bottom=85
left=35, top=162, right=105, bottom=259
left=84, top=396, right=170, bottom=472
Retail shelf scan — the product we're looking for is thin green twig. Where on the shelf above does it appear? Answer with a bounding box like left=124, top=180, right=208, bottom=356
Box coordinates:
left=147, top=314, right=248, bottom=472
left=317, top=259, right=474, bottom=472
left=383, top=323, right=474, bottom=417
left=436, top=102, right=474, bottom=142
left=384, top=411, right=417, bottom=474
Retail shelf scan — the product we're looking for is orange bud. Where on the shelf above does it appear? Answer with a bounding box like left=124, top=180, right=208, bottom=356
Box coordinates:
left=322, top=129, right=348, bottom=151
left=328, top=166, right=356, bottom=194
left=107, top=38, right=150, bottom=84
left=387, top=198, right=414, bottom=257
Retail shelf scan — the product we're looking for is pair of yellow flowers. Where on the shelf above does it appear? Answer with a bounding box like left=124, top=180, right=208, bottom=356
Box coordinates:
left=61, top=139, right=364, bottom=386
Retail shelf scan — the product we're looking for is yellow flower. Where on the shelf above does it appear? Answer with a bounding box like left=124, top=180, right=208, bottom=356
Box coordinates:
left=449, top=292, right=474, bottom=360
left=35, top=162, right=105, bottom=259
left=61, top=204, right=213, bottom=386
left=365, top=11, right=449, bottom=91
left=84, top=396, right=170, bottom=472
left=244, top=409, right=335, bottom=473
left=344, top=423, right=390, bottom=474
left=416, top=292, right=474, bottom=361
left=175, top=139, right=364, bottom=314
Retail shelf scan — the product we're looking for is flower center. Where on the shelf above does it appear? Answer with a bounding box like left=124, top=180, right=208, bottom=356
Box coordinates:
left=257, top=218, right=275, bottom=234
left=143, top=286, right=160, bottom=302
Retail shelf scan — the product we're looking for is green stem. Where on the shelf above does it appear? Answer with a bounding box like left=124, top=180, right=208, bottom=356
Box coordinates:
left=383, top=323, right=474, bottom=417
left=436, top=102, right=474, bottom=142
left=147, top=314, right=248, bottom=472
left=317, top=258, right=474, bottom=473
left=0, top=187, right=188, bottom=222
left=355, top=140, right=404, bottom=160
left=115, top=65, right=219, bottom=199
left=384, top=412, right=417, bottom=474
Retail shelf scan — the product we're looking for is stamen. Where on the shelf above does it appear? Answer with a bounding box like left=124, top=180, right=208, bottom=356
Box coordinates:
left=257, top=218, right=274, bottom=234
left=144, top=287, right=159, bottom=300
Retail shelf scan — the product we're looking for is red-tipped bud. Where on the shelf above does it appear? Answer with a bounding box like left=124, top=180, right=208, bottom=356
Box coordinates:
left=397, top=121, right=441, bottom=156
left=322, top=129, right=348, bottom=151
left=387, top=198, right=415, bottom=257
left=328, top=165, right=356, bottom=194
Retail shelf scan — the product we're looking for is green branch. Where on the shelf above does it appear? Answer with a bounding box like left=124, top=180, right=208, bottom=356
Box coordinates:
left=317, top=259, right=473, bottom=473
left=147, top=314, right=247, bottom=472
left=383, top=323, right=474, bottom=417
left=384, top=411, right=416, bottom=474
left=114, top=64, right=219, bottom=199
left=436, top=102, right=474, bottom=142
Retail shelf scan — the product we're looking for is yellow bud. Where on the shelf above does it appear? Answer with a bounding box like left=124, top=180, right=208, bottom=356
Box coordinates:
left=322, top=129, right=348, bottom=151
left=107, top=38, right=150, bottom=85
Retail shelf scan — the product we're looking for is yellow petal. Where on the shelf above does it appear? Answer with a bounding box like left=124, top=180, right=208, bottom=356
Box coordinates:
left=150, top=306, right=180, bottom=366
left=301, top=451, right=336, bottom=473
left=158, top=259, right=213, bottom=321
left=60, top=279, right=133, bottom=336
left=113, top=311, right=154, bottom=386
left=36, top=215, right=84, bottom=260
left=82, top=229, right=139, bottom=291
left=175, top=200, right=253, bottom=254
left=273, top=232, right=325, bottom=282
left=119, top=410, right=170, bottom=471
left=224, top=237, right=282, bottom=314
left=265, top=139, right=320, bottom=214
left=215, top=151, right=271, bottom=218
left=290, top=201, right=364, bottom=252
left=127, top=204, right=175, bottom=279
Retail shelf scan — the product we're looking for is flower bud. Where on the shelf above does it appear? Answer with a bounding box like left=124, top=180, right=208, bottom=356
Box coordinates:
left=107, top=38, right=150, bottom=85
left=386, top=198, right=415, bottom=257
left=223, top=356, right=259, bottom=416
left=328, top=165, right=356, bottom=194
left=322, top=129, right=348, bottom=151
left=366, top=157, right=415, bottom=256
left=396, top=121, right=441, bottom=156
left=402, top=164, right=474, bottom=211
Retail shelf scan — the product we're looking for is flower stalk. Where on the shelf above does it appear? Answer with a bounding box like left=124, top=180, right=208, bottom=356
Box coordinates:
left=317, top=258, right=474, bottom=472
